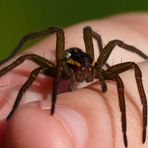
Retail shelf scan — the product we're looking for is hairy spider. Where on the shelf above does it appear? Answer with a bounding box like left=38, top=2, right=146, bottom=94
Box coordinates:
left=0, top=26, right=147, bottom=147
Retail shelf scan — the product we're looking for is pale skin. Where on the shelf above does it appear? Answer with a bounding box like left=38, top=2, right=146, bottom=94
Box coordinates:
left=0, top=12, right=148, bottom=148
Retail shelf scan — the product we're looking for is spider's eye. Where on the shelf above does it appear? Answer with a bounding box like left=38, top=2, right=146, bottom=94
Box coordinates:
left=65, top=51, right=71, bottom=59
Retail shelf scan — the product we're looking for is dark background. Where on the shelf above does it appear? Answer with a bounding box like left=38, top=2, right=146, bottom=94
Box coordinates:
left=0, top=0, right=148, bottom=60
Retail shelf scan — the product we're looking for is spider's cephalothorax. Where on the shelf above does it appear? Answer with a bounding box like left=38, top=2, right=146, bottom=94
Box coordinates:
left=0, top=26, right=147, bottom=148
left=65, top=47, right=94, bottom=82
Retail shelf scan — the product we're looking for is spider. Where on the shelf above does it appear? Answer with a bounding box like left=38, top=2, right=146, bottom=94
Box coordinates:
left=0, top=26, right=147, bottom=147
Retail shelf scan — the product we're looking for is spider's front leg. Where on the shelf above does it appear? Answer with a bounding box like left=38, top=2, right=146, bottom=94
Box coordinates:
left=83, top=26, right=107, bottom=91
left=50, top=28, right=65, bottom=115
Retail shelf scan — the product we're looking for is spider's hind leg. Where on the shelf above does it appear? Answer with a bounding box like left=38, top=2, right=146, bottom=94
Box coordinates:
left=96, top=39, right=148, bottom=68
left=113, top=75, right=128, bottom=147
left=0, top=27, right=64, bottom=65
left=103, top=71, right=128, bottom=147
left=106, top=62, right=147, bottom=144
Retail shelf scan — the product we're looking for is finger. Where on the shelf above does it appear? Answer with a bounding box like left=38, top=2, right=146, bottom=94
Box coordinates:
left=4, top=61, right=148, bottom=148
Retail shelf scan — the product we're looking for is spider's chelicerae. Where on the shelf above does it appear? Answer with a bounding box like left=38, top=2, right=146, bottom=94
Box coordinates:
left=0, top=26, right=147, bottom=147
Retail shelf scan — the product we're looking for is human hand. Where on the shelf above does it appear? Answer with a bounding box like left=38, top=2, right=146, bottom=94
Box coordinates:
left=0, top=12, right=148, bottom=148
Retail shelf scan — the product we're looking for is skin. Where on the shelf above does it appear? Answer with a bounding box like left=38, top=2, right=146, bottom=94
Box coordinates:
left=0, top=12, right=148, bottom=148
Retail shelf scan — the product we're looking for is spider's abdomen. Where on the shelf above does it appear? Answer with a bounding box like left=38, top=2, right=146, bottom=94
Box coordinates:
left=65, top=47, right=94, bottom=82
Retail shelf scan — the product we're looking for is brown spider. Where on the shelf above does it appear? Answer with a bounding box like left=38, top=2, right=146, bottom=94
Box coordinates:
left=0, top=26, right=147, bottom=147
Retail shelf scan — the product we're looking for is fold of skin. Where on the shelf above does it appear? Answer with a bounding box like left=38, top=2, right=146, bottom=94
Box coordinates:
left=0, top=12, right=148, bottom=148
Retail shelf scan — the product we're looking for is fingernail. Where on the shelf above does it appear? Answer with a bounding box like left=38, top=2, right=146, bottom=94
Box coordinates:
left=56, top=108, right=88, bottom=148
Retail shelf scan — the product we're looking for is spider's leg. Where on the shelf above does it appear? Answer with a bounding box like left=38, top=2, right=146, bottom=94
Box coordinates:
left=115, top=75, right=127, bottom=147
left=83, top=26, right=107, bottom=91
left=50, top=27, right=65, bottom=115
left=83, top=26, right=94, bottom=60
left=91, top=29, right=110, bottom=68
left=91, top=30, right=103, bottom=53
left=51, top=73, right=61, bottom=115
left=96, top=39, right=148, bottom=68
left=0, top=27, right=64, bottom=65
left=106, top=62, right=147, bottom=143
left=104, top=72, right=128, bottom=147
left=6, top=67, right=43, bottom=120
left=0, top=54, right=56, bottom=77
left=50, top=63, right=74, bottom=114
left=95, top=69, right=107, bottom=92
